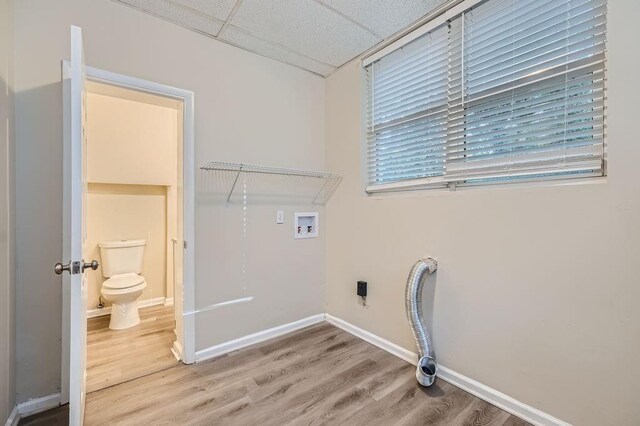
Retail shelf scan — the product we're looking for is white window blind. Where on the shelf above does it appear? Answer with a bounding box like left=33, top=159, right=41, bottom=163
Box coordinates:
left=365, top=24, right=450, bottom=188
left=365, top=0, right=607, bottom=192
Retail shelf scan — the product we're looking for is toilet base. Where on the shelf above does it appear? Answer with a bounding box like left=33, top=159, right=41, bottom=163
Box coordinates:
left=108, top=301, right=141, bottom=330
left=101, top=280, right=147, bottom=330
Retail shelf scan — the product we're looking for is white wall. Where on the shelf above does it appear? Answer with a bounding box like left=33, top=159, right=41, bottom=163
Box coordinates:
left=0, top=0, right=15, bottom=420
left=86, top=91, right=179, bottom=186
left=324, top=3, right=640, bottom=426
left=86, top=184, right=168, bottom=309
left=13, top=0, right=325, bottom=404
left=85, top=90, right=180, bottom=309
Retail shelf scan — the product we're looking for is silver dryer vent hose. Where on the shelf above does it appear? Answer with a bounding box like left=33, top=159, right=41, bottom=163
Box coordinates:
left=405, top=258, right=438, bottom=386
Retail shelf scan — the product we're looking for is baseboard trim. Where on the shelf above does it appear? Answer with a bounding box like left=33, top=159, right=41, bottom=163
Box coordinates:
left=325, top=314, right=568, bottom=426
left=5, top=393, right=62, bottom=426
left=325, top=314, right=417, bottom=365
left=5, top=406, right=19, bottom=426
left=436, top=366, right=569, bottom=426
left=195, top=314, right=326, bottom=362
left=171, top=340, right=183, bottom=361
left=86, top=297, right=168, bottom=318
left=164, top=297, right=174, bottom=307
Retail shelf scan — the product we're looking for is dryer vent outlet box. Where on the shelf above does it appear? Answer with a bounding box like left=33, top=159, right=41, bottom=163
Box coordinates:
left=295, top=212, right=318, bottom=239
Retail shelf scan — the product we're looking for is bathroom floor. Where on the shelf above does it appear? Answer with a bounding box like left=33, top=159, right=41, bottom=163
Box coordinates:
left=86, top=304, right=178, bottom=393
left=23, top=322, right=529, bottom=425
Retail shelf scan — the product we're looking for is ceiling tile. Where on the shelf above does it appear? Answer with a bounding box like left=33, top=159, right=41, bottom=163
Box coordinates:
left=320, top=0, right=448, bottom=40
left=220, top=25, right=337, bottom=77
left=230, top=0, right=380, bottom=67
left=116, top=0, right=224, bottom=36
left=168, top=0, right=238, bottom=21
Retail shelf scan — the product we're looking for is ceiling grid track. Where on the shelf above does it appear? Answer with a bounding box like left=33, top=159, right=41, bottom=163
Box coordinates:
left=222, top=24, right=338, bottom=69
left=217, top=0, right=244, bottom=38
left=310, top=0, right=382, bottom=39
left=110, top=0, right=449, bottom=77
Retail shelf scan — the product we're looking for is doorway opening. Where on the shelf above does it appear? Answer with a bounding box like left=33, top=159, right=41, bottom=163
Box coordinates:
left=81, top=80, right=184, bottom=392
left=60, top=28, right=195, bottom=422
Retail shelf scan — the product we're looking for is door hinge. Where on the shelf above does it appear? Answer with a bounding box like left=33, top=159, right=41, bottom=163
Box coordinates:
left=183, top=241, right=187, bottom=249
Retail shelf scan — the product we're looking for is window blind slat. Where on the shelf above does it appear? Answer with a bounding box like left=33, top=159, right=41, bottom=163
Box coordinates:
left=368, top=129, right=448, bottom=151
left=448, top=57, right=605, bottom=117
left=368, top=142, right=447, bottom=163
left=448, top=70, right=605, bottom=126
left=466, top=5, right=606, bottom=67
left=448, top=98, right=606, bottom=141
left=465, top=19, right=606, bottom=80
left=447, top=132, right=604, bottom=163
left=463, top=40, right=606, bottom=95
left=446, top=144, right=602, bottom=173
left=371, top=107, right=447, bottom=133
left=465, top=0, right=604, bottom=57
left=373, top=48, right=448, bottom=90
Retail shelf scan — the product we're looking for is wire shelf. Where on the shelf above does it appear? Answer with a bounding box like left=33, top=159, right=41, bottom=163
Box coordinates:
left=200, top=161, right=342, bottom=206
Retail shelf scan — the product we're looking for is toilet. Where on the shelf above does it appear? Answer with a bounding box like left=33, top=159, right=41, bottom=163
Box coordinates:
left=98, top=239, right=148, bottom=330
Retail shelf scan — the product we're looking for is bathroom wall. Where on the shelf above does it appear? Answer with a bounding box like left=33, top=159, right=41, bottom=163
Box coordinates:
left=0, top=0, right=15, bottom=420
left=86, top=184, right=168, bottom=309
left=12, top=0, right=325, bottom=404
left=85, top=90, right=179, bottom=310
left=324, top=2, right=640, bottom=425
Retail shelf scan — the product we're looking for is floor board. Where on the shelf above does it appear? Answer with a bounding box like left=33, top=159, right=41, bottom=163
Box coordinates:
left=20, top=322, right=529, bottom=426
left=86, top=304, right=178, bottom=393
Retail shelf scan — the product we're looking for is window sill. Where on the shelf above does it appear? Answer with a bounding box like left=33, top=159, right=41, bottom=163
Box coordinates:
left=365, top=175, right=608, bottom=200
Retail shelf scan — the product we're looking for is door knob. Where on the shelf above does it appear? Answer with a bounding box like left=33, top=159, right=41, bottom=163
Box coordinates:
left=82, top=260, right=99, bottom=272
left=55, top=260, right=98, bottom=275
left=54, top=262, right=71, bottom=275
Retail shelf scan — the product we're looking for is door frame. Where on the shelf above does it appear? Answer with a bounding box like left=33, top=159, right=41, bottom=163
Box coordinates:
left=60, top=66, right=196, bottom=403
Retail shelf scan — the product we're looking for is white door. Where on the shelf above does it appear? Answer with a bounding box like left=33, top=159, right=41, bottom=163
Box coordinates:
left=57, top=25, right=96, bottom=426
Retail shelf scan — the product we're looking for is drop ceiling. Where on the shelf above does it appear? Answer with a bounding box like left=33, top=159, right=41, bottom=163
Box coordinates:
left=113, top=0, right=448, bottom=77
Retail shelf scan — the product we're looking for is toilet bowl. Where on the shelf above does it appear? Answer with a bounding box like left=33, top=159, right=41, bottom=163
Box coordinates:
left=98, top=239, right=148, bottom=330
left=101, top=273, right=147, bottom=330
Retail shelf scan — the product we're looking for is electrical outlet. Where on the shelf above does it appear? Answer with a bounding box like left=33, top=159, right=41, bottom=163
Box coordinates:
left=276, top=210, right=284, bottom=224
left=357, top=281, right=367, bottom=297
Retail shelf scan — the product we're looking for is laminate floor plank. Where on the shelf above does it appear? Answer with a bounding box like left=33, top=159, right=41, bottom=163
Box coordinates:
left=449, top=397, right=512, bottom=425
left=395, top=380, right=476, bottom=425
left=86, top=304, right=178, bottom=393
left=21, top=323, right=530, bottom=426
left=341, top=374, right=448, bottom=426
left=288, top=355, right=412, bottom=425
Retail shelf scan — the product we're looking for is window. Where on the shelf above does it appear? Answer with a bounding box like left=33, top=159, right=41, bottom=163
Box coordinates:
left=364, top=0, right=607, bottom=192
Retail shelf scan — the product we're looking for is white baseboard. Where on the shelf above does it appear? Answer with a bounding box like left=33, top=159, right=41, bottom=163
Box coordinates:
left=326, top=314, right=417, bottom=365
left=86, top=296, right=168, bottom=318
left=164, top=297, right=174, bottom=307
left=325, top=314, right=568, bottom=426
left=4, top=393, right=62, bottom=426
left=436, top=365, right=569, bottom=426
left=195, top=314, right=325, bottom=362
left=171, top=340, right=183, bottom=361
left=5, top=406, right=19, bottom=426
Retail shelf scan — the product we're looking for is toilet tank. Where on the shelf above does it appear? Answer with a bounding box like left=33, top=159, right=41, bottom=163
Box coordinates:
left=98, top=239, right=146, bottom=277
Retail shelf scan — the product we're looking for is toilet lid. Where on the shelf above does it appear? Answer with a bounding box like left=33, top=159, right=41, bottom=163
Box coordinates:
left=103, top=273, right=145, bottom=290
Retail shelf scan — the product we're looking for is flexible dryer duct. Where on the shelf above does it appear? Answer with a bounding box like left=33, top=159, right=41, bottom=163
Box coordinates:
left=405, top=258, right=438, bottom=386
